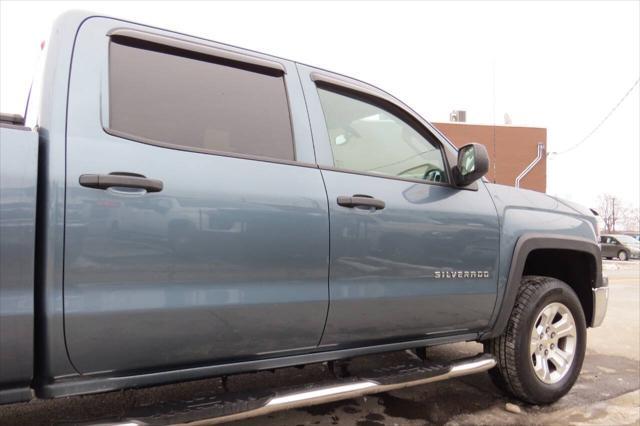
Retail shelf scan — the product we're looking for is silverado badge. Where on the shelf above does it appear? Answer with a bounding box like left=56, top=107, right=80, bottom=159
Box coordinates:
left=434, top=270, right=490, bottom=279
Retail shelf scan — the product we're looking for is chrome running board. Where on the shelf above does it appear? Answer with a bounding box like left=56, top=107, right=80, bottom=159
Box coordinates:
left=107, top=354, right=495, bottom=425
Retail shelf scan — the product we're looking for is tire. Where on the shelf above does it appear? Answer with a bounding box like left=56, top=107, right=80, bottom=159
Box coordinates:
left=484, top=276, right=587, bottom=404
left=618, top=250, right=628, bottom=261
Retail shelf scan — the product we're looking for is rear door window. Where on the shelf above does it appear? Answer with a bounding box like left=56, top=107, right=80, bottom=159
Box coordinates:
left=108, top=39, right=294, bottom=161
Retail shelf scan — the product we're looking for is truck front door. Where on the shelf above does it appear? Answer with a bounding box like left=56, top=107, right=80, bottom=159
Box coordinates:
left=299, top=67, right=500, bottom=347
left=63, top=20, right=329, bottom=374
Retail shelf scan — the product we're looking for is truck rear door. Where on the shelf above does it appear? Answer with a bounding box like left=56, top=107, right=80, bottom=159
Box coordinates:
left=63, top=19, right=329, bottom=374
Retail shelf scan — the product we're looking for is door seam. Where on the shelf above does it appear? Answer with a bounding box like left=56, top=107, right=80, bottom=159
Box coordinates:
left=295, top=63, right=332, bottom=347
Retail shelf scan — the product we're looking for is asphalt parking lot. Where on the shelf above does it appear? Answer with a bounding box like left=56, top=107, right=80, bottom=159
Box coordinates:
left=0, top=260, right=638, bottom=425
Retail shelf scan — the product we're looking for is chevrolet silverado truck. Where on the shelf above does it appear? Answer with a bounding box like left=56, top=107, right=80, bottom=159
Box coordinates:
left=0, top=11, right=608, bottom=423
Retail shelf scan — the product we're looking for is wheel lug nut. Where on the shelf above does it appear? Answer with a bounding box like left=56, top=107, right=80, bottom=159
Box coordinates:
left=546, top=327, right=550, bottom=333
left=550, top=344, right=555, bottom=349
left=544, top=349, right=549, bottom=355
left=551, top=332, right=556, bottom=338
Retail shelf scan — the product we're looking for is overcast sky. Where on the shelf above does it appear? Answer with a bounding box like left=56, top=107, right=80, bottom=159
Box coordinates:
left=1, top=1, right=638, bottom=210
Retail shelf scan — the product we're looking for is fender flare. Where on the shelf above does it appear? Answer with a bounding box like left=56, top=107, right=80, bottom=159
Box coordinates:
left=482, top=233, right=603, bottom=339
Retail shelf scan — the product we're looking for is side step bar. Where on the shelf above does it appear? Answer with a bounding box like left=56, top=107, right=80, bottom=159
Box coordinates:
left=111, top=354, right=496, bottom=426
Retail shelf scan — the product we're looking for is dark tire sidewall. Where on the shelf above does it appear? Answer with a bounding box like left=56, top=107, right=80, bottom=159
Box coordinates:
left=513, top=279, right=587, bottom=404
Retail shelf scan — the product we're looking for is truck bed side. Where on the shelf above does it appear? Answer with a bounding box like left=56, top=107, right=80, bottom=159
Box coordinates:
left=0, top=125, right=38, bottom=403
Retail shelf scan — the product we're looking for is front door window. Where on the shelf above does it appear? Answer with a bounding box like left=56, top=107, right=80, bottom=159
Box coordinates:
left=317, top=87, right=448, bottom=184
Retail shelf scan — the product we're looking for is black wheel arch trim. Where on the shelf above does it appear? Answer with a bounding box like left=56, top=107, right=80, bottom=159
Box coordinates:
left=482, top=233, right=603, bottom=339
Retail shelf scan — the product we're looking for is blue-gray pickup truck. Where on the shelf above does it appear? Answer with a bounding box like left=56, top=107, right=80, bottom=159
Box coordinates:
left=0, top=11, right=608, bottom=423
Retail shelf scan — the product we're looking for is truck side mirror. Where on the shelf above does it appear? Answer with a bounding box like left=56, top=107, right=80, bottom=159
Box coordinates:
left=455, top=143, right=489, bottom=187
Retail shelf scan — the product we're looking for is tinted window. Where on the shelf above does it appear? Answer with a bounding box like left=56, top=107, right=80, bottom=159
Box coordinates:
left=109, top=41, right=294, bottom=161
left=317, top=87, right=448, bottom=183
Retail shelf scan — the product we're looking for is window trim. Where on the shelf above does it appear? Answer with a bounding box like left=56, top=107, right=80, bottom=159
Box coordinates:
left=107, top=28, right=287, bottom=75
left=103, top=28, right=303, bottom=165
left=312, top=75, right=455, bottom=187
left=319, top=164, right=455, bottom=189
left=103, top=127, right=317, bottom=169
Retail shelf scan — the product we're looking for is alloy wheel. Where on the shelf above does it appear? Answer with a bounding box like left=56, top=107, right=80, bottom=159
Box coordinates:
left=529, top=302, right=577, bottom=384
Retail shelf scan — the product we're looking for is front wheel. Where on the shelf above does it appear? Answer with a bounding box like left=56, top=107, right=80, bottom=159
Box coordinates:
left=618, top=250, right=628, bottom=261
left=485, top=276, right=586, bottom=404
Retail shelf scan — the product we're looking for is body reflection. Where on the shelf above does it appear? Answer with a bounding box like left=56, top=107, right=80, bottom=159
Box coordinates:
left=320, top=172, right=500, bottom=346
left=64, top=155, right=330, bottom=374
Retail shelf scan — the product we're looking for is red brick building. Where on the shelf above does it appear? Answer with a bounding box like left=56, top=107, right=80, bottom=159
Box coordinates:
left=433, top=122, right=547, bottom=193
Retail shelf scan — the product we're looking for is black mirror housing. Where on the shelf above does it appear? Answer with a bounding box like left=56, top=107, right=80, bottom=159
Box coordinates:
left=455, top=143, right=490, bottom=187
